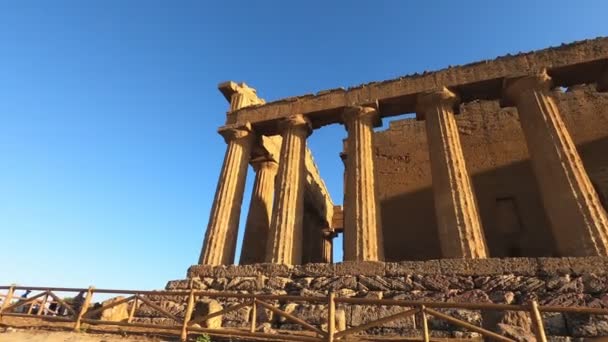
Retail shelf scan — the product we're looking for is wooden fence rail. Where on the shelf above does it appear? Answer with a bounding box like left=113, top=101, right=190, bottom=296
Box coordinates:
left=2, top=284, right=608, bottom=341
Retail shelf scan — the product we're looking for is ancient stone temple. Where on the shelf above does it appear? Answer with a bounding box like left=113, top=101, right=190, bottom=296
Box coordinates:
left=165, top=38, right=608, bottom=339
left=198, top=38, right=608, bottom=266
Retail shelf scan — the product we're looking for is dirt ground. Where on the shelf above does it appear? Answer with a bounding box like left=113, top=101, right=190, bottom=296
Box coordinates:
left=0, top=328, right=174, bottom=342
left=0, top=317, right=179, bottom=342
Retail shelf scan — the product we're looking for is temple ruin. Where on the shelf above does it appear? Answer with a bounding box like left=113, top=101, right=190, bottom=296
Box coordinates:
left=198, top=37, right=608, bottom=266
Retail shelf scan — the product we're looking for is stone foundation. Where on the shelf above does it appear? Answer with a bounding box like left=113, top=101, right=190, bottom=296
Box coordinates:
left=141, top=258, right=608, bottom=339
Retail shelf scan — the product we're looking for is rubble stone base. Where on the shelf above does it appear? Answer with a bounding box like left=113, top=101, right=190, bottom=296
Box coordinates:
left=141, top=258, right=608, bottom=340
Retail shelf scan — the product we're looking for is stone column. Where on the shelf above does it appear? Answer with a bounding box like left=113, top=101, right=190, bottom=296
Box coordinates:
left=417, top=88, right=488, bottom=258
left=239, top=157, right=278, bottom=264
left=321, top=229, right=335, bottom=263
left=198, top=123, right=254, bottom=265
left=504, top=71, right=608, bottom=256
left=266, top=115, right=311, bottom=264
left=342, top=106, right=384, bottom=261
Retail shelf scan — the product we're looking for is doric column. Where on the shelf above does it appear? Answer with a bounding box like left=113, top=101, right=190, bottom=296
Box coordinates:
left=198, top=123, right=254, bottom=265
left=266, top=115, right=311, bottom=264
left=342, top=106, right=384, bottom=261
left=239, top=157, right=278, bottom=264
left=504, top=71, right=608, bottom=256
left=321, top=229, right=335, bottom=263
left=417, top=88, right=488, bottom=258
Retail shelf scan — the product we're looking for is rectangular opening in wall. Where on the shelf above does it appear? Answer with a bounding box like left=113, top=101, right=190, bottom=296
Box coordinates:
left=495, top=197, right=524, bottom=257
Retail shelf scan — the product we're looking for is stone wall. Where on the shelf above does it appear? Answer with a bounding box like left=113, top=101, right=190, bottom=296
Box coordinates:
left=138, top=258, right=608, bottom=340
left=373, top=85, right=608, bottom=261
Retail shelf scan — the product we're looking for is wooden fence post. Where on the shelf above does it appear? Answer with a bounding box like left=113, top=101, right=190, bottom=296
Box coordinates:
left=127, top=296, right=138, bottom=323
left=327, top=291, right=335, bottom=342
left=74, top=286, right=94, bottom=332
left=0, top=285, right=16, bottom=320
left=421, top=305, right=429, bottom=342
left=530, top=300, right=547, bottom=342
left=36, top=291, right=49, bottom=315
left=181, top=288, right=195, bottom=342
left=250, top=298, right=257, bottom=333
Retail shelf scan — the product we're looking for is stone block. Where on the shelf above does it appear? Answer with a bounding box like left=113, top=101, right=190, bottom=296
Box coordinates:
left=569, top=257, right=608, bottom=275
left=500, top=258, right=539, bottom=276
left=538, top=258, right=572, bottom=275
left=581, top=274, right=608, bottom=294
left=350, top=305, right=416, bottom=328
left=193, top=299, right=223, bottom=329
left=439, top=259, right=472, bottom=275
left=292, top=263, right=335, bottom=277
left=334, top=261, right=385, bottom=276
left=219, top=264, right=263, bottom=278
left=165, top=279, right=190, bottom=290
left=543, top=312, right=568, bottom=336
left=187, top=264, right=216, bottom=278
left=565, top=313, right=608, bottom=337
left=225, top=277, right=263, bottom=291
left=357, top=276, right=394, bottom=291
left=385, top=260, right=441, bottom=276
left=99, top=296, right=130, bottom=322
left=310, top=276, right=356, bottom=291
left=253, top=263, right=293, bottom=277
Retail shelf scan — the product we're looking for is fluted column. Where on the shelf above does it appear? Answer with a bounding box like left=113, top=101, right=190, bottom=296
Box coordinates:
left=417, top=88, right=488, bottom=258
left=266, top=115, right=311, bottom=264
left=342, top=106, right=384, bottom=261
left=321, top=229, right=335, bottom=263
left=504, top=71, right=608, bottom=256
left=198, top=123, right=254, bottom=265
left=239, top=158, right=279, bottom=264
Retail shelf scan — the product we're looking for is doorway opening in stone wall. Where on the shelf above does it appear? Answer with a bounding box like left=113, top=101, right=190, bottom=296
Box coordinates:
left=494, top=197, right=524, bottom=257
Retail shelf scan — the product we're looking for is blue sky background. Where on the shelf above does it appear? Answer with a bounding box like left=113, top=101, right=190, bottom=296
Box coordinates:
left=0, top=1, right=607, bottom=290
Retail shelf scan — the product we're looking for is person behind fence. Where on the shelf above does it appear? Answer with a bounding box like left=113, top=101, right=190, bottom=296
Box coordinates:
left=72, top=291, right=85, bottom=314
left=17, top=290, right=32, bottom=313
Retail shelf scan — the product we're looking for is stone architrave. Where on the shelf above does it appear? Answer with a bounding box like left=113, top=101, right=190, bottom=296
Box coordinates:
left=416, top=88, right=488, bottom=258
left=342, top=106, right=384, bottom=261
left=504, top=71, right=608, bottom=256
left=239, top=157, right=279, bottom=264
left=266, top=115, right=311, bottom=264
left=198, top=123, right=255, bottom=265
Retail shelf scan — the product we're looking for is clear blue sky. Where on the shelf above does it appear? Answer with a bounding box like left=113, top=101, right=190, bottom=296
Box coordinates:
left=0, top=1, right=606, bottom=290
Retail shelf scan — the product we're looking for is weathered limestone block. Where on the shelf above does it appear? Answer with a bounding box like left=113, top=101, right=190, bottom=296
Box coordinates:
left=342, top=106, right=384, bottom=261
left=99, top=296, right=130, bottom=322
left=335, top=261, right=385, bottom=276
left=565, top=313, right=608, bottom=337
left=192, top=299, right=223, bottom=329
left=385, top=260, right=442, bottom=276
left=504, top=70, right=608, bottom=257
left=350, top=305, right=416, bottom=329
left=416, top=87, right=488, bottom=259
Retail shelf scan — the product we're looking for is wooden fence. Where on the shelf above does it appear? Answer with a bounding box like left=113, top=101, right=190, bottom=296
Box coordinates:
left=2, top=284, right=608, bottom=341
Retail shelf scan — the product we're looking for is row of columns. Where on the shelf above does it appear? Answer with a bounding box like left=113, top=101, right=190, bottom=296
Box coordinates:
left=199, top=70, right=608, bottom=265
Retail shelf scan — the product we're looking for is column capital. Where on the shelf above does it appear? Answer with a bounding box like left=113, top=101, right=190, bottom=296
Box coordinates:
left=503, top=69, right=553, bottom=105
left=280, top=114, right=312, bottom=136
left=250, top=156, right=279, bottom=172
left=218, top=122, right=254, bottom=144
left=415, top=87, right=460, bottom=120
left=342, top=105, right=381, bottom=127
